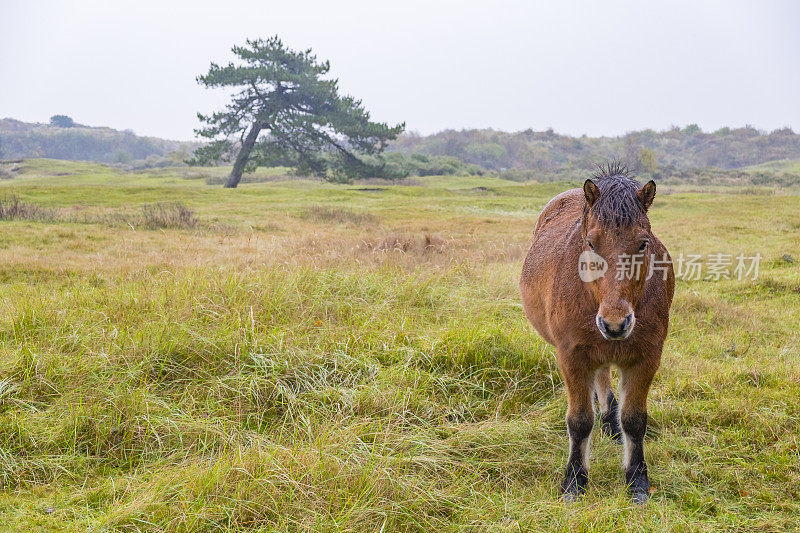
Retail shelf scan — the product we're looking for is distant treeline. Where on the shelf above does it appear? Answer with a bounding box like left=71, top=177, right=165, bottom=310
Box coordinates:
left=0, top=118, right=198, bottom=168
left=4, top=117, right=800, bottom=180
left=387, top=125, right=800, bottom=173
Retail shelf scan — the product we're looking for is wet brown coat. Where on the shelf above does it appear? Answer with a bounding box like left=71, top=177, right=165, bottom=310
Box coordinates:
left=521, top=187, right=673, bottom=364
left=519, top=173, right=674, bottom=502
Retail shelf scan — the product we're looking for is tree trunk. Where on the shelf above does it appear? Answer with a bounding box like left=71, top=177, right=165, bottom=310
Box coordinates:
left=224, top=123, right=262, bottom=188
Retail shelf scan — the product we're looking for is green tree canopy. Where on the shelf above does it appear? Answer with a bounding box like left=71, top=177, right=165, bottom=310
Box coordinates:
left=50, top=115, right=75, bottom=128
left=190, top=36, right=405, bottom=187
left=683, top=123, right=701, bottom=135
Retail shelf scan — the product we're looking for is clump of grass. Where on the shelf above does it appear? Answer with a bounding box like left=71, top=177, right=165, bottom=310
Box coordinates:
left=377, top=233, right=415, bottom=252
left=0, top=378, right=20, bottom=414
left=205, top=221, right=240, bottom=236
left=140, top=202, right=198, bottom=230
left=301, top=205, right=379, bottom=225
left=374, top=233, right=447, bottom=253
left=0, top=195, right=58, bottom=222
left=94, top=202, right=198, bottom=230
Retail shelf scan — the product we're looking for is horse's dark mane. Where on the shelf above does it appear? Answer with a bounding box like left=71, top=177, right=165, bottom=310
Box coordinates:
left=588, top=162, right=644, bottom=227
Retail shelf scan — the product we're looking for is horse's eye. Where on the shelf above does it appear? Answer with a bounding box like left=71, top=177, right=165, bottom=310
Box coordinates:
left=587, top=240, right=595, bottom=250
left=638, top=241, right=649, bottom=252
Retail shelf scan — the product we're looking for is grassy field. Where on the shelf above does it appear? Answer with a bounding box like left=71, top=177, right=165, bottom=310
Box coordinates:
left=0, top=160, right=798, bottom=531
left=746, top=158, right=800, bottom=174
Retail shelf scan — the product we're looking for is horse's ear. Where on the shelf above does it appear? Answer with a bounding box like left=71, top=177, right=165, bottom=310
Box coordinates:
left=637, top=180, right=656, bottom=211
left=583, top=179, right=600, bottom=208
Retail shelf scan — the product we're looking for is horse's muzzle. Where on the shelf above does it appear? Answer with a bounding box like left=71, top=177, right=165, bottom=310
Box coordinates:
left=596, top=313, right=635, bottom=340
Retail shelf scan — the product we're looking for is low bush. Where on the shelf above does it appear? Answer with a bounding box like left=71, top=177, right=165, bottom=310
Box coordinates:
left=0, top=195, right=59, bottom=222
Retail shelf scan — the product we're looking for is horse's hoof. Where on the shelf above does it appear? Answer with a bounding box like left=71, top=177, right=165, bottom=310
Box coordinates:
left=631, top=490, right=649, bottom=505
left=562, top=486, right=585, bottom=503
left=627, top=478, right=650, bottom=505
left=626, top=465, right=650, bottom=505
left=561, top=476, right=587, bottom=502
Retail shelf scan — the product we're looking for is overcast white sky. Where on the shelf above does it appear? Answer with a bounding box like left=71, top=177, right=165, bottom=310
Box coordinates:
left=1, top=0, right=798, bottom=140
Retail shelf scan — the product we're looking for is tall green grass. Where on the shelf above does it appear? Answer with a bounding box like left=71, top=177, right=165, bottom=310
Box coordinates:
left=0, top=160, right=798, bottom=530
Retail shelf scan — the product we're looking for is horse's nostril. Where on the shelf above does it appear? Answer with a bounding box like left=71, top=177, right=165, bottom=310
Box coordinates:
left=622, top=313, right=634, bottom=331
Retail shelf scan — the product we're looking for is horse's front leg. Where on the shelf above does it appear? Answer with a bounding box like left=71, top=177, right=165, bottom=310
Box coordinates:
left=558, top=350, right=595, bottom=501
left=618, top=359, right=658, bottom=504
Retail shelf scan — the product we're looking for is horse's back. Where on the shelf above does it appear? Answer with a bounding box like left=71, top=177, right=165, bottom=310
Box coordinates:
left=522, top=188, right=583, bottom=282
left=531, top=189, right=584, bottom=239
left=520, top=188, right=584, bottom=344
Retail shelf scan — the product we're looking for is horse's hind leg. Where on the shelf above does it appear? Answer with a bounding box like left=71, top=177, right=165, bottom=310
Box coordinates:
left=594, top=366, right=622, bottom=443
left=559, top=353, right=595, bottom=501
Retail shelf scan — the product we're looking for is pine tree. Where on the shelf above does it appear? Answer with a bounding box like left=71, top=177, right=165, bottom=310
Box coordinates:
left=190, top=36, right=405, bottom=188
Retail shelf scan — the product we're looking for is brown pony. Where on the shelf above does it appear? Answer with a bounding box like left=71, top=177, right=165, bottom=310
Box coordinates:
left=520, top=164, right=674, bottom=503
